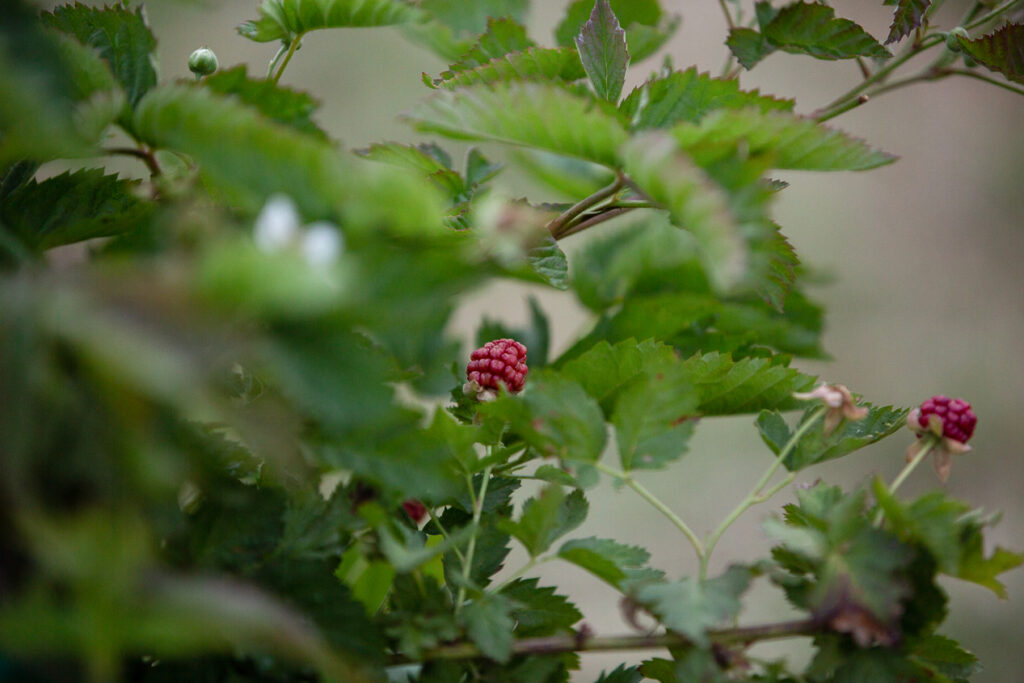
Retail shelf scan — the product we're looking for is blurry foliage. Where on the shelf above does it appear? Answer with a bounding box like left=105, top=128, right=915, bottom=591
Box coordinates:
left=1, top=0, right=1022, bottom=681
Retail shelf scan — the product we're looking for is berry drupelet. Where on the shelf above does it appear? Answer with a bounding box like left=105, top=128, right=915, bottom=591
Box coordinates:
left=917, top=395, right=976, bottom=444
left=466, top=338, right=528, bottom=394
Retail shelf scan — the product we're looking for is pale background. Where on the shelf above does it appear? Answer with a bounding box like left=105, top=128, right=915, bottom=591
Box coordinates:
left=45, top=0, right=1024, bottom=679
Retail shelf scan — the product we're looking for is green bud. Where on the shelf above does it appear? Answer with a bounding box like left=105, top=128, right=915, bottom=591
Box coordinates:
left=188, top=47, right=219, bottom=77
left=945, top=27, right=969, bottom=53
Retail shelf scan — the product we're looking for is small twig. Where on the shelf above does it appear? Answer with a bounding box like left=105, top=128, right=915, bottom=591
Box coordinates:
left=855, top=57, right=871, bottom=80
left=948, top=68, right=1024, bottom=97
left=718, top=0, right=736, bottom=29
left=964, top=0, right=1023, bottom=30
left=104, top=146, right=162, bottom=177
left=391, top=617, right=821, bottom=663
left=455, top=465, right=492, bottom=614
left=556, top=207, right=632, bottom=239
left=547, top=175, right=626, bottom=238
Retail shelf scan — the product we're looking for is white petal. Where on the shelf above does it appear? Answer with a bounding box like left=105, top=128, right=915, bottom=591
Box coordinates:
left=254, top=194, right=300, bottom=252
left=301, top=222, right=343, bottom=267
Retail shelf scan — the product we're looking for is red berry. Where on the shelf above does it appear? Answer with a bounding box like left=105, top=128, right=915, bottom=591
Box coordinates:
left=466, top=338, right=528, bottom=394
left=402, top=499, right=428, bottom=523
left=918, top=395, right=976, bottom=443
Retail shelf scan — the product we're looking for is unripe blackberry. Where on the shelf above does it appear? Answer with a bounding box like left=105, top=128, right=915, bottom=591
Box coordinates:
left=189, top=47, right=219, bottom=77
left=918, top=395, right=976, bottom=444
left=466, top=338, right=528, bottom=394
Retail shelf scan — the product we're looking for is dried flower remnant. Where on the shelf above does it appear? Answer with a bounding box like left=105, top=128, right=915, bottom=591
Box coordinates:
left=793, top=383, right=869, bottom=435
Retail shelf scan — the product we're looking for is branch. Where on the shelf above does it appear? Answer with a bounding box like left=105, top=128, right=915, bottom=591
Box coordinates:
left=547, top=175, right=626, bottom=238
left=392, top=618, right=821, bottom=663
left=556, top=207, right=632, bottom=239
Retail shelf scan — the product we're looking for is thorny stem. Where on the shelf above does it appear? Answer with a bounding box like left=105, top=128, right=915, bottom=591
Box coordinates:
left=455, top=464, right=493, bottom=614
left=700, top=406, right=828, bottom=579
left=547, top=175, right=626, bottom=238
left=594, top=462, right=705, bottom=559
left=390, top=617, right=821, bottom=663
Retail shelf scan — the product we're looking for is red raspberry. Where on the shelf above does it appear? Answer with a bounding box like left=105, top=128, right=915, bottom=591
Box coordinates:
left=402, top=499, right=428, bottom=524
left=466, top=338, right=528, bottom=394
left=917, top=395, right=976, bottom=444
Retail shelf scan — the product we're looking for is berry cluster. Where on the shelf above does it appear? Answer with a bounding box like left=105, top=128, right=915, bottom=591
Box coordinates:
left=918, top=395, right=976, bottom=444
left=466, top=338, right=528, bottom=394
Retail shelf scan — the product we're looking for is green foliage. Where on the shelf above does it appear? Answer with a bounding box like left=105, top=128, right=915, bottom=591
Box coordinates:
left=0, top=0, right=1020, bottom=680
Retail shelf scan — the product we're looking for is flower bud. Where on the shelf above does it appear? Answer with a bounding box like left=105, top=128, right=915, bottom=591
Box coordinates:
left=189, top=47, right=219, bottom=77
left=945, top=27, right=969, bottom=53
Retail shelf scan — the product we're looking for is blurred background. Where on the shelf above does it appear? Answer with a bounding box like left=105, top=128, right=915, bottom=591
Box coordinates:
left=38, top=0, right=1024, bottom=679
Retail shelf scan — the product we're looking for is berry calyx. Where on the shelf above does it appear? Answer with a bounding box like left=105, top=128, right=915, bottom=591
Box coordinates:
left=188, top=47, right=219, bottom=77
left=466, top=338, right=528, bottom=394
left=917, top=395, right=976, bottom=444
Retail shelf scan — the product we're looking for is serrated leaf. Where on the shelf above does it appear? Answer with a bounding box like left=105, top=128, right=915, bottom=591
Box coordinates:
left=444, top=17, right=534, bottom=73
left=754, top=223, right=799, bottom=311
left=620, top=67, right=794, bottom=129
left=556, top=0, right=676, bottom=63
left=201, top=65, right=327, bottom=140
left=631, top=565, right=754, bottom=645
left=757, top=403, right=908, bottom=471
left=886, top=0, right=932, bottom=45
left=911, top=634, right=981, bottom=680
left=527, top=235, right=570, bottom=290
left=42, top=3, right=157, bottom=108
left=442, top=519, right=511, bottom=588
left=612, top=365, right=699, bottom=471
left=420, top=0, right=528, bottom=38
left=560, top=338, right=677, bottom=412
left=406, top=82, right=629, bottom=167
left=512, top=149, right=616, bottom=199
left=621, top=132, right=745, bottom=290
left=356, top=141, right=466, bottom=197
left=557, top=537, right=657, bottom=589
left=680, top=352, right=816, bottom=415
left=0, top=169, right=154, bottom=251
left=726, top=27, right=776, bottom=69
left=238, top=0, right=422, bottom=43
left=432, top=47, right=586, bottom=89
left=762, top=2, right=891, bottom=62
left=596, top=664, right=643, bottom=683
left=955, top=514, right=1023, bottom=599
left=575, top=0, right=630, bottom=103
left=501, top=578, right=583, bottom=636
left=670, top=109, right=897, bottom=171
left=134, top=85, right=446, bottom=233
left=500, top=485, right=588, bottom=557
left=956, top=24, right=1024, bottom=85
left=460, top=594, right=515, bottom=662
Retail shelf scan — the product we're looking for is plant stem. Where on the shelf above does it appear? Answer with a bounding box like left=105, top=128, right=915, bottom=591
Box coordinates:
left=428, top=508, right=465, bottom=564
left=594, top=462, right=705, bottom=559
left=272, top=36, right=302, bottom=84
left=700, top=406, right=827, bottom=580
left=266, top=42, right=289, bottom=79
left=949, top=68, right=1024, bottom=97
left=556, top=207, right=633, bottom=239
left=963, top=0, right=1023, bottom=30
left=392, top=617, right=820, bottom=663
left=104, top=146, right=161, bottom=178
left=873, top=437, right=937, bottom=526
left=547, top=175, right=625, bottom=238
left=490, top=556, right=552, bottom=594
left=455, top=465, right=492, bottom=614
left=718, top=0, right=735, bottom=29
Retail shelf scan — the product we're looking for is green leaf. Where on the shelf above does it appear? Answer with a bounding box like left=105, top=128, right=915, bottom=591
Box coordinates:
left=596, top=664, right=643, bottom=683
left=238, top=0, right=422, bottom=43
left=42, top=3, right=157, bottom=108
left=620, top=67, right=794, bottom=129
left=431, top=47, right=586, bottom=89
left=443, top=17, right=534, bottom=73
left=512, top=149, right=616, bottom=199
left=557, top=536, right=660, bottom=589
left=762, top=2, right=891, bottom=62
left=356, top=141, right=466, bottom=197
left=621, top=132, right=744, bottom=290
left=560, top=338, right=677, bottom=412
left=556, top=0, right=676, bottom=63
left=501, top=578, right=583, bottom=636
left=631, top=565, right=754, bottom=645
left=442, top=519, right=511, bottom=588
left=201, top=65, right=328, bottom=140
left=406, top=82, right=629, bottom=167
left=955, top=24, right=1024, bottom=85
left=500, top=485, right=588, bottom=557
left=886, top=0, right=932, bottom=45
left=481, top=372, right=608, bottom=462
left=680, top=352, right=816, bottom=415
left=726, top=27, right=776, bottom=69
left=1, top=169, right=154, bottom=251
left=134, top=85, right=446, bottom=232
left=910, top=634, right=980, bottom=680
left=575, top=0, right=630, bottom=103
left=526, top=236, right=570, bottom=290
left=612, top=364, right=699, bottom=470
left=757, top=403, right=908, bottom=471
left=955, top=512, right=1023, bottom=599
left=420, top=0, right=528, bottom=38
left=460, top=594, right=515, bottom=663
left=670, top=109, right=897, bottom=171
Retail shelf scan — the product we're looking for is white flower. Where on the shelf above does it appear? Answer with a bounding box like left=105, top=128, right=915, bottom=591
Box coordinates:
left=254, top=194, right=300, bottom=252
left=301, top=222, right=343, bottom=268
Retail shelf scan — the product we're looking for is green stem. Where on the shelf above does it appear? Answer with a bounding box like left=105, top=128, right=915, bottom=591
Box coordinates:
left=547, top=175, right=625, bottom=238
left=700, top=406, right=827, bottom=580
left=949, top=68, right=1024, bottom=97
left=390, top=617, right=820, bottom=663
left=455, top=465, right=492, bottom=614
left=427, top=508, right=465, bottom=564
left=873, top=438, right=937, bottom=526
left=963, top=0, right=1023, bottom=30
left=490, top=556, right=553, bottom=594
left=104, top=146, right=162, bottom=179
left=266, top=42, right=289, bottom=79
left=594, top=462, right=705, bottom=560
left=556, top=206, right=633, bottom=239
left=718, top=0, right=735, bottom=29
left=272, top=36, right=302, bottom=84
